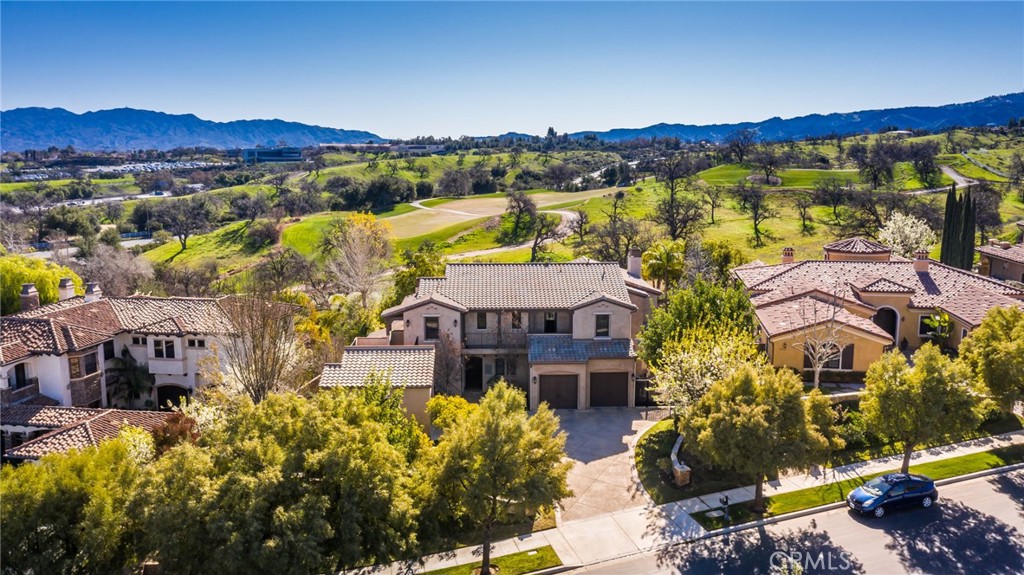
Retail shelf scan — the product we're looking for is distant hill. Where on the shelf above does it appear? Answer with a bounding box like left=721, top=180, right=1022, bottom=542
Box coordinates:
left=0, top=107, right=383, bottom=151
left=568, top=93, right=1024, bottom=142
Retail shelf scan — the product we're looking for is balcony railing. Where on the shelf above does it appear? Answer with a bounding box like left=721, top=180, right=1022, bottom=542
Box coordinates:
left=69, top=373, right=102, bottom=406
left=463, top=332, right=528, bottom=349
left=0, top=378, right=40, bottom=404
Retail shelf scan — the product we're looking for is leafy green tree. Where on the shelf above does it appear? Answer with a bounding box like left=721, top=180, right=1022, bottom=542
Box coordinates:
left=698, top=239, right=749, bottom=285
left=0, top=254, right=82, bottom=314
left=681, top=364, right=836, bottom=512
left=959, top=306, right=1024, bottom=410
left=638, top=276, right=756, bottom=369
left=0, top=433, right=149, bottom=574
left=861, top=345, right=980, bottom=473
left=138, top=389, right=428, bottom=575
left=427, top=381, right=572, bottom=575
left=426, top=393, right=479, bottom=431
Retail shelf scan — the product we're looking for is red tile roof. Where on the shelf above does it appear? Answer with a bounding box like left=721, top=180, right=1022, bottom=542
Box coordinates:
left=3, top=408, right=171, bottom=460
left=977, top=243, right=1024, bottom=266
left=755, top=296, right=893, bottom=341
left=823, top=237, right=891, bottom=254
left=320, top=346, right=435, bottom=388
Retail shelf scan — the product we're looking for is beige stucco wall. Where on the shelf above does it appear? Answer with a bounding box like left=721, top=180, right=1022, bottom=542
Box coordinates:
left=571, top=301, right=633, bottom=340
left=628, top=291, right=656, bottom=338
left=402, top=387, right=432, bottom=428
left=768, top=330, right=888, bottom=374
left=401, top=303, right=463, bottom=346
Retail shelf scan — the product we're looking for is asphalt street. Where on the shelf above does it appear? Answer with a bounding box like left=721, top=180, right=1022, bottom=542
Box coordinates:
left=579, top=470, right=1024, bottom=575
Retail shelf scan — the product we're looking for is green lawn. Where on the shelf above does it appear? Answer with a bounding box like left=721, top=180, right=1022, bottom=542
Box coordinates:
left=395, top=217, right=491, bottom=254
left=143, top=220, right=265, bottom=272
left=693, top=442, right=1024, bottom=530
left=422, top=545, right=561, bottom=575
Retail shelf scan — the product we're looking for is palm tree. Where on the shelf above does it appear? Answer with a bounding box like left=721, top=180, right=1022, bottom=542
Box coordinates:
left=642, top=239, right=687, bottom=290
left=106, top=346, right=155, bottom=409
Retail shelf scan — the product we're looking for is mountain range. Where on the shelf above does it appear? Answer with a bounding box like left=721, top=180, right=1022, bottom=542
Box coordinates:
left=2, top=93, right=1022, bottom=151
left=0, top=107, right=382, bottom=152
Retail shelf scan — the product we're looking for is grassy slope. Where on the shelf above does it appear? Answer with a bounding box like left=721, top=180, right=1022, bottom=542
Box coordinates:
left=422, top=545, right=561, bottom=575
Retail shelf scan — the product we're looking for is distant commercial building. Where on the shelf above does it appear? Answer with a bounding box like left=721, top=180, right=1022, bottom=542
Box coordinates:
left=239, top=147, right=302, bottom=164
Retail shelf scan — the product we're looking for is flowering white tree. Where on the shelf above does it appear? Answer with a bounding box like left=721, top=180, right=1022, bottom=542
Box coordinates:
left=649, top=326, right=762, bottom=413
left=878, top=211, right=936, bottom=258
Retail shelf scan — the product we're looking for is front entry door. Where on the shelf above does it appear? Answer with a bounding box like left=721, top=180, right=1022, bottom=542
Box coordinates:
left=465, top=357, right=483, bottom=390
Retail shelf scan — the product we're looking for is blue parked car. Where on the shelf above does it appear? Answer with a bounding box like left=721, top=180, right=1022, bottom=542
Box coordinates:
left=847, top=473, right=938, bottom=518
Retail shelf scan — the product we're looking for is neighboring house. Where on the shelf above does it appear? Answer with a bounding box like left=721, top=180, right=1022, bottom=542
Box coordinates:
left=0, top=280, right=253, bottom=410
left=319, top=345, right=435, bottom=427
left=1, top=404, right=170, bottom=462
left=735, top=238, right=1024, bottom=380
left=380, top=251, right=661, bottom=410
left=977, top=222, right=1024, bottom=283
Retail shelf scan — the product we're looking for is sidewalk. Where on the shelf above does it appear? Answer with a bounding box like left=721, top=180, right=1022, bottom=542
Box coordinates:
left=362, top=429, right=1024, bottom=574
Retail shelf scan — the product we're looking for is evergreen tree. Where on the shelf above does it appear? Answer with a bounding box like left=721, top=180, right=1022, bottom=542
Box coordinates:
left=939, top=184, right=957, bottom=265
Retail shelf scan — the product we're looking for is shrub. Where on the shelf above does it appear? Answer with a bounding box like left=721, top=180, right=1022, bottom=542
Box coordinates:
left=245, top=219, right=280, bottom=248
left=150, top=230, right=172, bottom=247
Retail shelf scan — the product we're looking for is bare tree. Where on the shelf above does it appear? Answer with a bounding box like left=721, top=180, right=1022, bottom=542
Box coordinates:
left=568, top=208, right=589, bottom=245
left=795, top=285, right=853, bottom=390
left=73, top=244, right=154, bottom=297
left=319, top=215, right=393, bottom=309
left=530, top=213, right=561, bottom=262
left=700, top=185, right=726, bottom=225
left=433, top=331, right=463, bottom=395
left=724, top=128, right=757, bottom=163
left=793, top=193, right=815, bottom=235
left=505, top=190, right=537, bottom=239
left=813, top=176, right=852, bottom=222
left=733, top=182, right=778, bottom=246
left=753, top=143, right=782, bottom=185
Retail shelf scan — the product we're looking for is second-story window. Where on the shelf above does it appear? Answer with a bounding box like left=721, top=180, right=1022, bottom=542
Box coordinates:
left=187, top=339, right=207, bottom=349
left=69, top=352, right=99, bottom=379
left=544, top=312, right=557, bottom=333
left=131, top=336, right=146, bottom=346
left=424, top=317, right=440, bottom=341
left=595, top=314, right=610, bottom=338
left=477, top=312, right=487, bottom=330
left=154, top=340, right=176, bottom=359
left=103, top=340, right=115, bottom=361
left=511, top=311, right=522, bottom=329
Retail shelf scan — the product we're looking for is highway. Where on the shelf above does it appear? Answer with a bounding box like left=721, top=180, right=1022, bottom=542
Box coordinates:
left=578, top=470, right=1024, bottom=575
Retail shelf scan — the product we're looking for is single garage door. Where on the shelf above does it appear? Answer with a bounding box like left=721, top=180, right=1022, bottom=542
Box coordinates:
left=539, top=375, right=578, bottom=409
left=590, top=372, right=629, bottom=407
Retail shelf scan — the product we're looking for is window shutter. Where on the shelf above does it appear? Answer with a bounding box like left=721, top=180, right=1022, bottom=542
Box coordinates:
left=842, top=344, right=855, bottom=370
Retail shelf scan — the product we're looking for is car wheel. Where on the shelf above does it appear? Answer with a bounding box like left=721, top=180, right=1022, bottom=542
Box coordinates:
left=873, top=506, right=886, bottom=518
left=922, top=496, right=933, bottom=508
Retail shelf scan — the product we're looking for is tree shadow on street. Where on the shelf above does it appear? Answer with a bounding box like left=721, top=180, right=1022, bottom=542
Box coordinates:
left=989, top=472, right=1024, bottom=521
left=653, top=521, right=865, bottom=575
left=851, top=500, right=1024, bottom=575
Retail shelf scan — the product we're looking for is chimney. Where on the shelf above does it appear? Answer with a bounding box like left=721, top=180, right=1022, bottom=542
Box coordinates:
left=1000, top=241, right=1012, bottom=250
left=84, top=282, right=103, bottom=302
left=989, top=238, right=999, bottom=246
left=913, top=250, right=930, bottom=273
left=58, top=277, right=75, bottom=301
left=781, top=247, right=795, bottom=264
left=19, top=283, right=40, bottom=312
left=627, top=247, right=642, bottom=278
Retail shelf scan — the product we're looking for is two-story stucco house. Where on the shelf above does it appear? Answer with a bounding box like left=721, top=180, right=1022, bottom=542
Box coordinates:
left=0, top=280, right=252, bottom=410
left=380, top=251, right=661, bottom=410
left=735, top=238, right=1024, bottom=380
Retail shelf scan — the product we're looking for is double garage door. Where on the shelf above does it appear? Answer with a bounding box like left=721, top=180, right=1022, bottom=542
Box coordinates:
left=538, top=372, right=629, bottom=409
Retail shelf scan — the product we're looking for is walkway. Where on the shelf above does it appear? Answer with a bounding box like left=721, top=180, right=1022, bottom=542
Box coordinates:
left=361, top=429, right=1024, bottom=574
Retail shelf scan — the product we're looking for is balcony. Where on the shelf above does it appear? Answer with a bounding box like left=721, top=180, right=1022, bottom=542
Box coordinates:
left=69, top=373, right=102, bottom=406
left=0, top=378, right=40, bottom=404
left=463, top=332, right=528, bottom=350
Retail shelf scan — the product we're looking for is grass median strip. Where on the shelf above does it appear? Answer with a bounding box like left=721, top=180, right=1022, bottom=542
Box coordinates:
left=422, top=545, right=561, bottom=575
left=693, top=443, right=1024, bottom=530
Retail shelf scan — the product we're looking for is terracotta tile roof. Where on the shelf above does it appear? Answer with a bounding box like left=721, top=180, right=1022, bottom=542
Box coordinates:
left=939, top=288, right=1023, bottom=327
left=977, top=243, right=1024, bottom=265
left=1, top=404, right=102, bottom=428
left=571, top=257, right=663, bottom=296
left=320, top=345, right=435, bottom=388
left=852, top=277, right=916, bottom=293
left=108, top=296, right=236, bottom=335
left=3, top=408, right=171, bottom=460
left=732, top=262, right=800, bottom=286
left=823, top=237, right=892, bottom=254
left=755, top=296, right=893, bottom=341
left=400, top=263, right=635, bottom=312
left=740, top=260, right=1024, bottom=314
left=527, top=334, right=635, bottom=364
left=0, top=318, right=69, bottom=362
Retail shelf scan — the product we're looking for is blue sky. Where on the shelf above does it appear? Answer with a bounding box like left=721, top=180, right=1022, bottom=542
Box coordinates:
left=2, top=2, right=1022, bottom=138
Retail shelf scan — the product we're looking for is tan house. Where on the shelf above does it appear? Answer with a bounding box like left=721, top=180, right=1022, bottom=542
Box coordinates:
left=977, top=222, right=1024, bottom=284
left=318, top=345, right=435, bottom=427
left=380, top=253, right=661, bottom=410
left=735, top=238, right=1024, bottom=379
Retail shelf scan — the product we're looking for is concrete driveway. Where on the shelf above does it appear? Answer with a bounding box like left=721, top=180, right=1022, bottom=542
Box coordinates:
left=555, top=407, right=668, bottom=522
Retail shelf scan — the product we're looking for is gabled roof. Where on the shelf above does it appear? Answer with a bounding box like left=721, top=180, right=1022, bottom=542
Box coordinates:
left=385, top=262, right=635, bottom=315
left=755, top=296, right=893, bottom=342
left=977, top=242, right=1024, bottom=265
left=570, top=292, right=638, bottom=311
left=852, top=277, right=916, bottom=294
left=527, top=334, right=634, bottom=364
left=320, top=345, right=435, bottom=389
left=381, top=292, right=468, bottom=318
left=2, top=407, right=171, bottom=461
left=1, top=404, right=101, bottom=429
left=823, top=237, right=891, bottom=254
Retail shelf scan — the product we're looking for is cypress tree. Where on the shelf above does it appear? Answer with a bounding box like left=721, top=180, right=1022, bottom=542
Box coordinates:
left=940, top=185, right=956, bottom=265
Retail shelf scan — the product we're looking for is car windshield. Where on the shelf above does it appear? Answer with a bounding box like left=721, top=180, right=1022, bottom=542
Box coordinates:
left=862, top=477, right=892, bottom=496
